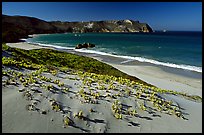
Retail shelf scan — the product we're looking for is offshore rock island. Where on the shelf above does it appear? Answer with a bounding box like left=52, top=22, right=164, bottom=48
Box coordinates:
left=2, top=14, right=153, bottom=43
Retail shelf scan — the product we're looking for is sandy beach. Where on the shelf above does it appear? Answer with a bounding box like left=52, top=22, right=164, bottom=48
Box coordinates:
left=6, top=42, right=52, bottom=50
left=2, top=42, right=202, bottom=133
left=106, top=64, right=202, bottom=97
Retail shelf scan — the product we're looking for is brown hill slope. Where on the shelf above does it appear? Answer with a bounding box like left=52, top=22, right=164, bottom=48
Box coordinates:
left=2, top=15, right=153, bottom=43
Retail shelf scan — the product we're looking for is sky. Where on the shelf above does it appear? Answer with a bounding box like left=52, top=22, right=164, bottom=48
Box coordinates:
left=2, top=2, right=202, bottom=31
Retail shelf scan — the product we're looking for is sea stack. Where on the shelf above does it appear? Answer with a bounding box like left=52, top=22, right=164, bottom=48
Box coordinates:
left=75, top=42, right=96, bottom=49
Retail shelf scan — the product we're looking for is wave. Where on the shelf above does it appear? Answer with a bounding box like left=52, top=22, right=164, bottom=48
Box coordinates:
left=26, top=41, right=202, bottom=73
left=120, top=59, right=135, bottom=64
left=74, top=49, right=202, bottom=73
left=19, top=38, right=27, bottom=41
left=26, top=42, right=75, bottom=50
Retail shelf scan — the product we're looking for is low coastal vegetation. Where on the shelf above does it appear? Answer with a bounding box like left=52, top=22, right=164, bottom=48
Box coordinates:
left=2, top=43, right=151, bottom=86
left=2, top=43, right=202, bottom=131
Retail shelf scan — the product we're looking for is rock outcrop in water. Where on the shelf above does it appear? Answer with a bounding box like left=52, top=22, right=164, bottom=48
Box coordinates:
left=75, top=43, right=96, bottom=49
left=2, top=14, right=153, bottom=43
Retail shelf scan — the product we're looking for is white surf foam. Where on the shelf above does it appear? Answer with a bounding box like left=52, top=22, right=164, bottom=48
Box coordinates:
left=26, top=42, right=202, bottom=73
left=19, top=38, right=27, bottom=41
left=27, top=42, right=75, bottom=50
left=74, top=49, right=202, bottom=73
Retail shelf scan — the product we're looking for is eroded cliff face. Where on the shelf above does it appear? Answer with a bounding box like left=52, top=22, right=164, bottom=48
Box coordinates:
left=50, top=19, right=153, bottom=33
left=2, top=15, right=153, bottom=43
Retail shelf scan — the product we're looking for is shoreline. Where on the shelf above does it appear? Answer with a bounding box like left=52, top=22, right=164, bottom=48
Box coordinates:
left=24, top=33, right=202, bottom=73
left=71, top=50, right=202, bottom=79
left=3, top=42, right=202, bottom=133
left=5, top=42, right=202, bottom=97
left=85, top=55, right=202, bottom=97
left=10, top=38, right=203, bottom=74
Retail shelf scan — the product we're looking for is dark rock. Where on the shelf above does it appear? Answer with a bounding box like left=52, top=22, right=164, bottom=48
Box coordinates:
left=75, top=44, right=83, bottom=49
left=83, top=43, right=89, bottom=48
left=75, top=43, right=96, bottom=49
left=88, top=43, right=95, bottom=48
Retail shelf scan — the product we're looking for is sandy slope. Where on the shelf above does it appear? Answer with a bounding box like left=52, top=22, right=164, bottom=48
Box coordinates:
left=2, top=42, right=202, bottom=133
left=107, top=63, right=202, bottom=97
left=6, top=42, right=49, bottom=50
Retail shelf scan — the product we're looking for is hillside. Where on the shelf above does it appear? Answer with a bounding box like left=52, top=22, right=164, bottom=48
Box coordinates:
left=2, top=14, right=153, bottom=43
left=50, top=19, right=153, bottom=33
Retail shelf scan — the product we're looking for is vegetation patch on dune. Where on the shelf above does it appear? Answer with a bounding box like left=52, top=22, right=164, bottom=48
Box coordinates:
left=2, top=43, right=152, bottom=86
left=2, top=43, right=202, bottom=103
left=2, top=43, right=202, bottom=132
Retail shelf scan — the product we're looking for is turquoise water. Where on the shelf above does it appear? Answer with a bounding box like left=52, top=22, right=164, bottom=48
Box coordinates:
left=26, top=31, right=202, bottom=73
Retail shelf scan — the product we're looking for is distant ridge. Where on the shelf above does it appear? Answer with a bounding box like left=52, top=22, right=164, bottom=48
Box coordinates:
left=2, top=14, right=153, bottom=43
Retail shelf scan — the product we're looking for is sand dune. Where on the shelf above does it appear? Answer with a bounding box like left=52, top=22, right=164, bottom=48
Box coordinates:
left=2, top=42, right=202, bottom=133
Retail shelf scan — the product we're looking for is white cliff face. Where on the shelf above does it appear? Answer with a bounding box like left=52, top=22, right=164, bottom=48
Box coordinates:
left=84, top=23, right=94, bottom=28
left=123, top=20, right=132, bottom=25
left=55, top=19, right=152, bottom=33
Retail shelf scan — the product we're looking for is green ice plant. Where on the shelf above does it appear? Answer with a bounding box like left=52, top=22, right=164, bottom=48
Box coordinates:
left=126, top=107, right=137, bottom=116
left=54, top=79, right=60, bottom=84
left=17, top=72, right=23, bottom=77
left=98, top=84, right=106, bottom=90
left=52, top=104, right=61, bottom=112
left=74, top=110, right=84, bottom=119
left=63, top=116, right=74, bottom=127
left=111, top=100, right=123, bottom=119
left=58, top=82, right=64, bottom=87
left=46, top=84, right=53, bottom=91
left=62, top=87, right=70, bottom=93
left=140, top=103, right=146, bottom=111
left=78, top=88, right=85, bottom=96
left=50, top=100, right=61, bottom=112
left=114, top=113, right=122, bottom=119
left=51, top=70, right=58, bottom=76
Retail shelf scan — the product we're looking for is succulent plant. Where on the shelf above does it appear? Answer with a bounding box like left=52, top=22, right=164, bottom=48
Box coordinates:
left=63, top=116, right=74, bottom=127
left=46, top=84, right=53, bottom=91
left=54, top=79, right=60, bottom=84
left=74, top=110, right=84, bottom=119
left=114, top=113, right=122, bottom=119
left=52, top=104, right=61, bottom=112
left=58, top=82, right=64, bottom=87
left=140, top=103, right=146, bottom=111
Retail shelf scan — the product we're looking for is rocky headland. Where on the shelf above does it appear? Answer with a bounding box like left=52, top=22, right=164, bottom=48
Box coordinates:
left=2, top=14, right=153, bottom=43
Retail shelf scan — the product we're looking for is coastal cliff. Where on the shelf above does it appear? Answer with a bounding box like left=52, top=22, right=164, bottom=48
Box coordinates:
left=2, top=15, right=153, bottom=43
left=50, top=19, right=153, bottom=33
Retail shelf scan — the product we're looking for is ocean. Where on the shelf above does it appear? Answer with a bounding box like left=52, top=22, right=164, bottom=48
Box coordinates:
left=26, top=31, right=202, bottom=73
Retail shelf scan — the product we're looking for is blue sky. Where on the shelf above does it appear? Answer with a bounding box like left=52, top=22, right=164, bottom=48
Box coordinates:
left=2, top=2, right=202, bottom=31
